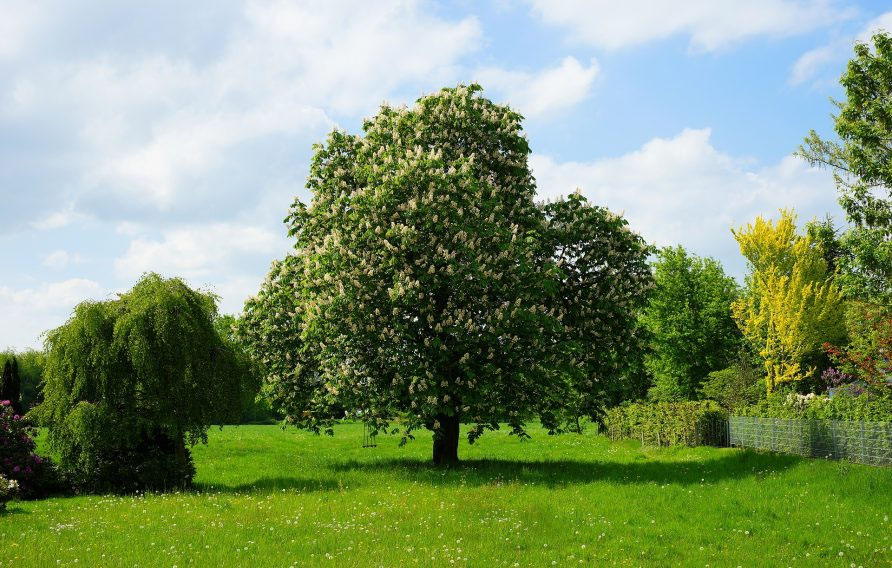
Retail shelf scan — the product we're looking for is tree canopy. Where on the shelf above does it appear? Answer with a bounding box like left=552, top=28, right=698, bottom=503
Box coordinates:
left=34, top=273, right=251, bottom=490
left=642, top=246, right=741, bottom=401
left=799, top=31, right=892, bottom=305
left=1, top=350, right=46, bottom=413
left=732, top=210, right=846, bottom=393
left=0, top=357, right=21, bottom=413
left=239, top=84, right=652, bottom=464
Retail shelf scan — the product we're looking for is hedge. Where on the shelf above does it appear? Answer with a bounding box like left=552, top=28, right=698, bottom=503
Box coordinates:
left=737, top=391, right=892, bottom=422
left=603, top=401, right=727, bottom=447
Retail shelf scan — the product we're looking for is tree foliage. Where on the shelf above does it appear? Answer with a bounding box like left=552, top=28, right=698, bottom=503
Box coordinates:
left=238, top=85, right=652, bottom=463
left=798, top=31, right=892, bottom=305
left=698, top=349, right=765, bottom=411
left=0, top=350, right=46, bottom=413
left=825, top=301, right=892, bottom=390
left=33, top=273, right=249, bottom=491
left=0, top=357, right=21, bottom=414
left=641, top=246, right=741, bottom=400
left=537, top=194, right=653, bottom=426
left=732, top=210, right=846, bottom=393
left=212, top=314, right=269, bottom=423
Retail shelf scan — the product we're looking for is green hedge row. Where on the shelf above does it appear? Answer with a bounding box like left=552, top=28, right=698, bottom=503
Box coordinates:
left=737, top=391, right=892, bottom=422
left=603, top=401, right=727, bottom=447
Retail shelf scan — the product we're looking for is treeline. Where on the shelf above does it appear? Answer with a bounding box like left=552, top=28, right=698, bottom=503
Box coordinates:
left=630, top=32, right=892, bottom=417
left=637, top=209, right=889, bottom=413
left=0, top=350, right=44, bottom=413
left=1, top=320, right=277, bottom=425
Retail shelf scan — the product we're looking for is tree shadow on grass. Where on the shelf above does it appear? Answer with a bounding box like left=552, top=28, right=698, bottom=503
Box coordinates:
left=193, top=476, right=342, bottom=495
left=328, top=449, right=802, bottom=488
left=0, top=504, right=31, bottom=516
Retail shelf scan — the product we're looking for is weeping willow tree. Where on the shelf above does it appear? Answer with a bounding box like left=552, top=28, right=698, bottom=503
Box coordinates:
left=32, top=273, right=251, bottom=491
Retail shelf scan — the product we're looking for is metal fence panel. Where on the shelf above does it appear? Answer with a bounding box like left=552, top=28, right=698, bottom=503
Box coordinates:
left=728, top=416, right=892, bottom=466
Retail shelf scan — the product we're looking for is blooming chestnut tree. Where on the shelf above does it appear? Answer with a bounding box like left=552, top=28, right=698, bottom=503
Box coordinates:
left=239, top=85, right=652, bottom=464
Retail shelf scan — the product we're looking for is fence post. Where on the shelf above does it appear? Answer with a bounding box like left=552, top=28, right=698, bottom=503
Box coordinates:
left=860, top=421, right=866, bottom=465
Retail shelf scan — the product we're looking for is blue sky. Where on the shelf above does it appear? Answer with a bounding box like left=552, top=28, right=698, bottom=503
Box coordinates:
left=1, top=0, right=890, bottom=350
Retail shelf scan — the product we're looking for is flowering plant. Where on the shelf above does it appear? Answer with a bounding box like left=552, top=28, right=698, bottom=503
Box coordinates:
left=785, top=392, right=823, bottom=412
left=0, top=474, right=18, bottom=510
left=238, top=84, right=653, bottom=464
left=0, top=399, right=51, bottom=497
left=823, top=302, right=892, bottom=391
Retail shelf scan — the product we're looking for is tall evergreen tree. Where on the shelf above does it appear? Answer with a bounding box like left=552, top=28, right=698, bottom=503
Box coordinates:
left=0, top=357, right=21, bottom=413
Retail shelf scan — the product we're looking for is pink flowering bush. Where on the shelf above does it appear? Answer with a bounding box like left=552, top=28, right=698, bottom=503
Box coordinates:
left=0, top=400, right=57, bottom=498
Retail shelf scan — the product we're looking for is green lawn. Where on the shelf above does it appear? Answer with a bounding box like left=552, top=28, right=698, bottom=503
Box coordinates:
left=2, top=424, right=890, bottom=567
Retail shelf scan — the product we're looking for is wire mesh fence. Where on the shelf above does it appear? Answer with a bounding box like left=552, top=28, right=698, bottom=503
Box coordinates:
left=728, top=416, right=892, bottom=466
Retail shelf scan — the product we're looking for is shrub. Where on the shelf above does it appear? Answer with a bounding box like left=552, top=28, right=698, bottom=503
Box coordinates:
left=63, top=429, right=197, bottom=494
left=0, top=400, right=58, bottom=498
left=603, top=401, right=727, bottom=447
left=0, top=474, right=17, bottom=511
left=824, top=302, right=892, bottom=391
left=0, top=358, right=21, bottom=413
left=699, top=352, right=765, bottom=411
left=738, top=389, right=892, bottom=421
left=0, top=349, right=46, bottom=413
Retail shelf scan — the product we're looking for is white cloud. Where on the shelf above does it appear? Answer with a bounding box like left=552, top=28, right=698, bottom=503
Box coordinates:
left=0, top=2, right=42, bottom=59
left=2, top=0, right=483, bottom=215
left=0, top=279, right=106, bottom=350
left=30, top=207, right=88, bottom=231
left=527, top=0, right=847, bottom=52
left=853, top=11, right=892, bottom=43
left=790, top=44, right=839, bottom=85
left=475, top=56, right=599, bottom=117
left=42, top=250, right=85, bottom=269
left=112, top=222, right=290, bottom=318
left=791, top=11, right=892, bottom=85
left=0, top=1, right=485, bottom=348
left=114, top=223, right=285, bottom=281
left=239, top=0, right=482, bottom=112
left=532, top=128, right=843, bottom=277
left=90, top=102, right=331, bottom=208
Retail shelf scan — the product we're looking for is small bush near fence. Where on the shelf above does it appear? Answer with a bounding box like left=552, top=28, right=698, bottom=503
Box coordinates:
left=603, top=401, right=727, bottom=447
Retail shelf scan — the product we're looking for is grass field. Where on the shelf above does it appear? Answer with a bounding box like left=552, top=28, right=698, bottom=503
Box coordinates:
left=1, top=424, right=890, bottom=567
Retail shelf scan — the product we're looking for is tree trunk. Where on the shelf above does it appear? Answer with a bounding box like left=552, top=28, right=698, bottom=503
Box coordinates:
left=432, top=414, right=460, bottom=466
left=174, top=434, right=187, bottom=481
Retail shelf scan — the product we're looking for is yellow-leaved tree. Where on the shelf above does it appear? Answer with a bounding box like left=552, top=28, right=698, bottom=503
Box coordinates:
left=732, top=210, right=845, bottom=393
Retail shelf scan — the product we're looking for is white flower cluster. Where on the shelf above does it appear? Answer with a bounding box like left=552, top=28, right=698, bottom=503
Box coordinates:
left=0, top=474, right=19, bottom=508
